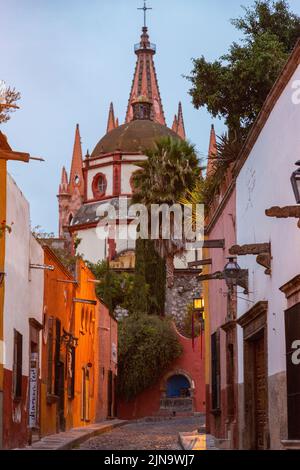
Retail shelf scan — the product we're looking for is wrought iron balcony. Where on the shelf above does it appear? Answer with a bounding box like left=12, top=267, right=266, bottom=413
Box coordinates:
left=134, top=42, right=156, bottom=53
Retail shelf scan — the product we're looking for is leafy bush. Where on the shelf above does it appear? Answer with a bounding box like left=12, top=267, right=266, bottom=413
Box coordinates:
left=87, top=260, right=135, bottom=314
left=134, top=239, right=166, bottom=316
left=180, top=303, right=201, bottom=339
left=118, top=314, right=183, bottom=402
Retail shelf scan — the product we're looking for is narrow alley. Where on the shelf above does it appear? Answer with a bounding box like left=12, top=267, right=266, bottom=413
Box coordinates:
left=78, top=417, right=205, bottom=451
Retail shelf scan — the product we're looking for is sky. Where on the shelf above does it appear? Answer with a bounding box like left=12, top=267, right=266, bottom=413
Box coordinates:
left=2, top=0, right=300, bottom=234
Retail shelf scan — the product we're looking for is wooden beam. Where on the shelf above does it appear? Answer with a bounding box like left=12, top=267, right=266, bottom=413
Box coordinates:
left=265, top=206, right=300, bottom=219
left=203, top=239, right=225, bottom=249
left=189, top=240, right=225, bottom=249
left=188, top=259, right=212, bottom=268
left=198, top=271, right=224, bottom=282
left=229, top=243, right=270, bottom=256
left=0, top=149, right=29, bottom=162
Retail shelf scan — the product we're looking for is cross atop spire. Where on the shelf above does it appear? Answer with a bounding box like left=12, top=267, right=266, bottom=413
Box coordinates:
left=138, top=1, right=152, bottom=28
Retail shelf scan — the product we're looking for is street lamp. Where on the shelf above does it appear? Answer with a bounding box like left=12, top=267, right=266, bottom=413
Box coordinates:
left=291, top=161, right=300, bottom=204
left=223, top=257, right=241, bottom=290
left=193, top=296, right=204, bottom=313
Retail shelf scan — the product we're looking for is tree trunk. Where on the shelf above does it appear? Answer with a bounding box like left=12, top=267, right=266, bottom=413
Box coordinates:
left=166, top=253, right=175, bottom=288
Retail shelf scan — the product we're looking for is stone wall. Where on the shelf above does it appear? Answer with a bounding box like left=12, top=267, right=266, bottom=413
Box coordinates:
left=165, top=272, right=202, bottom=327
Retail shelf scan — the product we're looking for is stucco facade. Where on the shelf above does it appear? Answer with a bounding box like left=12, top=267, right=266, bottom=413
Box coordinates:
left=205, top=183, right=238, bottom=449
left=235, top=60, right=300, bottom=450
left=3, top=174, right=44, bottom=449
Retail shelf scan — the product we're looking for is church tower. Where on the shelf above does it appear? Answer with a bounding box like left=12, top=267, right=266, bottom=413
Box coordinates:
left=125, top=26, right=166, bottom=125
left=57, top=124, right=84, bottom=238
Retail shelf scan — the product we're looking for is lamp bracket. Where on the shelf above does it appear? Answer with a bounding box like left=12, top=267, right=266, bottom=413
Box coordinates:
left=229, top=243, right=272, bottom=275
left=265, top=206, right=300, bottom=229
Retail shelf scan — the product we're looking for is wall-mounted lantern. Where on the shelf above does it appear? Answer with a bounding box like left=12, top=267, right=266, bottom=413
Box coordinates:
left=193, top=296, right=204, bottom=312
left=291, top=161, right=300, bottom=204
left=223, top=257, right=242, bottom=290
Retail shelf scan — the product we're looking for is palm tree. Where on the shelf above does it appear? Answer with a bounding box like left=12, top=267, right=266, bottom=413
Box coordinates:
left=132, top=136, right=201, bottom=288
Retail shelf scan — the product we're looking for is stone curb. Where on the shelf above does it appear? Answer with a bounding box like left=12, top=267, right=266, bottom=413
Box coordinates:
left=178, top=431, right=219, bottom=451
left=23, top=419, right=128, bottom=451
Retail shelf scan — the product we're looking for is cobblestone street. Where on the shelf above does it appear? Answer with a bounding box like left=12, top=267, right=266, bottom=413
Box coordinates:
left=78, top=416, right=205, bottom=451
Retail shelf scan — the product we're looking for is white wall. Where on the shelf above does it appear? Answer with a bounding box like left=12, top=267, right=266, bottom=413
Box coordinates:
left=76, top=228, right=107, bottom=263
left=87, top=165, right=113, bottom=200
left=236, top=64, right=300, bottom=380
left=4, top=174, right=44, bottom=375
left=121, top=163, right=140, bottom=194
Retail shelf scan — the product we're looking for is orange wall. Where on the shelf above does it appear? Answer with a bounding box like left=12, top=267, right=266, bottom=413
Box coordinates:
left=72, top=260, right=99, bottom=428
left=41, top=247, right=75, bottom=436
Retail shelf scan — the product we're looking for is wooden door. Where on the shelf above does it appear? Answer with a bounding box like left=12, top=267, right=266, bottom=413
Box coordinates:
left=285, top=303, right=300, bottom=440
left=253, top=335, right=267, bottom=450
left=107, top=370, right=113, bottom=418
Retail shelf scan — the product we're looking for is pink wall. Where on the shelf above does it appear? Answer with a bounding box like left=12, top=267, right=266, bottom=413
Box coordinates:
left=207, top=186, right=237, bottom=440
left=96, top=302, right=118, bottom=421
left=118, top=327, right=205, bottom=420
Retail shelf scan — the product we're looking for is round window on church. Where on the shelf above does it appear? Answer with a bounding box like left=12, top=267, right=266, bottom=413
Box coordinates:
left=98, top=175, right=106, bottom=193
left=92, top=173, right=107, bottom=199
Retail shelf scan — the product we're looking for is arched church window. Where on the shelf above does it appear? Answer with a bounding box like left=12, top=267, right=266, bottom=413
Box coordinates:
left=74, top=175, right=80, bottom=185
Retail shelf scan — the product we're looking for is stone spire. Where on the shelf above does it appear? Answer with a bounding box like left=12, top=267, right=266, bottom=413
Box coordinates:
left=207, top=124, right=217, bottom=177
left=107, top=102, right=118, bottom=133
left=172, top=115, right=178, bottom=133
left=125, top=27, right=166, bottom=125
left=69, top=124, right=84, bottom=197
left=57, top=124, right=84, bottom=239
left=172, top=102, right=186, bottom=139
left=59, top=166, right=69, bottom=195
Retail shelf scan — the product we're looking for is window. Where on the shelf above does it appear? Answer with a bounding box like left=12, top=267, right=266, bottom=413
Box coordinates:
left=54, top=319, right=61, bottom=396
left=81, top=308, right=85, bottom=333
left=67, top=347, right=76, bottom=400
left=97, top=175, right=106, bottom=193
left=211, top=331, right=221, bottom=411
left=92, top=173, right=107, bottom=198
left=47, top=317, right=54, bottom=394
left=12, top=330, right=23, bottom=400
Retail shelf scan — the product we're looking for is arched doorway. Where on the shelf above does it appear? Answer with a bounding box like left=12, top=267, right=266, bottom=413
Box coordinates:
left=166, top=374, right=191, bottom=398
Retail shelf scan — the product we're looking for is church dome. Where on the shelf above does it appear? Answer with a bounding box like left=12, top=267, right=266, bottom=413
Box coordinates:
left=91, top=119, right=181, bottom=157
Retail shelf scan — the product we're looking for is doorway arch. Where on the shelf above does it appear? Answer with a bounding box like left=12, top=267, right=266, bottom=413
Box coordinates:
left=166, top=374, right=191, bottom=398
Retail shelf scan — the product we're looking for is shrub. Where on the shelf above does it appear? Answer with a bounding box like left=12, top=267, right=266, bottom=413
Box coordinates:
left=118, top=314, right=183, bottom=402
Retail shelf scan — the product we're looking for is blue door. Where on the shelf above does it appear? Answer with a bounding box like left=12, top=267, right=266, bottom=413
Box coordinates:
left=166, top=375, right=190, bottom=398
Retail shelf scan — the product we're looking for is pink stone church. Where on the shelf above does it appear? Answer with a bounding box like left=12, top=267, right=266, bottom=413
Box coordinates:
left=57, top=25, right=187, bottom=265
left=56, top=16, right=207, bottom=418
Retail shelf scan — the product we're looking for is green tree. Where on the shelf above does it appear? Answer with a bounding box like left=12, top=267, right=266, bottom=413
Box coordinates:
left=132, top=136, right=201, bottom=288
left=118, top=314, right=183, bottom=402
left=187, top=0, right=300, bottom=136
left=88, top=260, right=135, bottom=315
left=181, top=303, right=201, bottom=339
left=133, top=239, right=166, bottom=316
